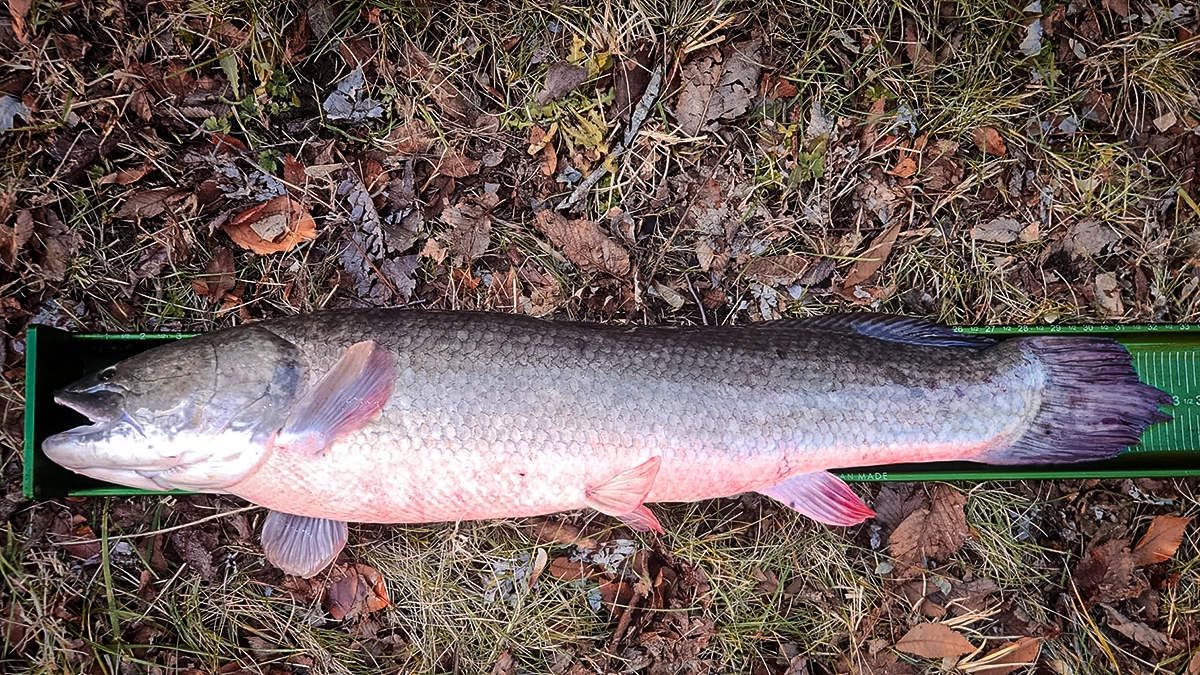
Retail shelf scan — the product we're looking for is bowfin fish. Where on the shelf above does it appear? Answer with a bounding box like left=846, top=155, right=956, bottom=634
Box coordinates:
left=43, top=310, right=1172, bottom=577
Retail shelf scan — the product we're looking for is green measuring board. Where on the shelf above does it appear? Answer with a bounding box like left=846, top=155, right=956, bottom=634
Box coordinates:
left=22, top=322, right=1200, bottom=499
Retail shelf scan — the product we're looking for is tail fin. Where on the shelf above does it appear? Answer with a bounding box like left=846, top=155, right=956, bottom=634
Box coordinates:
left=985, top=337, right=1172, bottom=465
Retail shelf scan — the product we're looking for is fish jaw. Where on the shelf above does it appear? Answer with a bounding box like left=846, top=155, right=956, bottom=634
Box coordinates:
left=44, top=395, right=273, bottom=493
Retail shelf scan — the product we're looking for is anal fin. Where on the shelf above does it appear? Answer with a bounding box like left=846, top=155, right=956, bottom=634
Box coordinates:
left=276, top=340, right=395, bottom=456
left=618, top=505, right=665, bottom=534
left=261, top=511, right=348, bottom=578
left=759, top=471, right=875, bottom=527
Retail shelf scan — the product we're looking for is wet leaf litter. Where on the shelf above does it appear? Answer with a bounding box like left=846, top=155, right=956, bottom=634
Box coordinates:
left=3, top=0, right=1199, bottom=673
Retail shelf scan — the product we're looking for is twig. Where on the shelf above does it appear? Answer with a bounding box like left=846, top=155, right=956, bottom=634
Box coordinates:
left=51, top=504, right=261, bottom=546
left=557, top=64, right=664, bottom=212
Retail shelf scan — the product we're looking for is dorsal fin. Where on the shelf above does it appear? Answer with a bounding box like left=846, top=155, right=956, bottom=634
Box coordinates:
left=757, top=313, right=995, bottom=348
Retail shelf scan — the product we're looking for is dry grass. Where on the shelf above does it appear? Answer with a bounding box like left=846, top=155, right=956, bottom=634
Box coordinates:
left=3, top=0, right=1200, bottom=672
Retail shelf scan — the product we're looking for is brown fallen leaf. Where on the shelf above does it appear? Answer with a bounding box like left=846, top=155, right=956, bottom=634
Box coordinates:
left=961, top=637, right=1042, bottom=675
left=611, top=44, right=652, bottom=121
left=384, top=120, right=437, bottom=154
left=324, top=563, right=390, bottom=621
left=842, top=219, right=903, bottom=290
left=222, top=196, right=317, bottom=255
left=32, top=208, right=82, bottom=282
left=536, top=61, right=588, bottom=105
left=971, top=217, right=1023, bottom=244
left=491, top=650, right=516, bottom=675
left=398, top=44, right=476, bottom=124
left=888, top=155, right=918, bottom=179
left=434, top=149, right=481, bottom=179
left=282, top=154, right=307, bottom=189
left=675, top=37, right=762, bottom=136
left=1102, top=0, right=1131, bottom=18
left=888, top=485, right=969, bottom=566
left=444, top=190, right=502, bottom=266
left=1073, top=539, right=1146, bottom=607
left=8, top=0, right=30, bottom=41
left=742, top=255, right=832, bottom=289
left=116, top=187, right=187, bottom=220
left=0, top=207, right=34, bottom=268
left=972, top=127, right=1007, bottom=156
left=533, top=210, right=631, bottom=277
left=191, top=247, right=237, bottom=299
left=547, top=557, right=600, bottom=582
left=894, top=622, right=976, bottom=659
left=98, top=160, right=151, bottom=186
left=1133, top=515, right=1193, bottom=566
left=62, top=525, right=102, bottom=560
left=1103, top=604, right=1180, bottom=653
left=526, top=517, right=599, bottom=549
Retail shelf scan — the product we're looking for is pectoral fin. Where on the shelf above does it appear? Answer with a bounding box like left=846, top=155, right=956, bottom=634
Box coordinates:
left=585, top=456, right=662, bottom=527
left=276, top=340, right=395, bottom=456
left=759, top=471, right=875, bottom=526
left=261, top=511, right=349, bottom=578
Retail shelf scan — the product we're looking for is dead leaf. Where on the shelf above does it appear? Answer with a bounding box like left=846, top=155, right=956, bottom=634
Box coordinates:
left=888, top=155, right=918, bottom=178
left=842, top=219, right=903, bottom=290
left=116, top=187, right=187, bottom=220
left=743, top=255, right=831, bottom=289
left=972, top=127, right=1007, bottom=156
left=1103, top=604, right=1180, bottom=653
left=398, top=44, right=476, bottom=124
left=972, top=217, right=1024, bottom=244
left=533, top=210, right=631, bottom=276
left=491, top=651, right=516, bottom=675
left=888, top=485, right=968, bottom=565
left=904, top=19, right=935, bottom=74
left=1133, top=515, right=1193, bottom=566
left=337, top=173, right=420, bottom=303
left=526, top=518, right=598, bottom=549
left=924, top=139, right=964, bottom=192
left=33, top=208, right=82, bottom=282
left=1153, top=111, right=1177, bottom=133
left=0, top=207, right=34, bottom=268
left=384, top=120, right=437, bottom=154
left=961, top=637, right=1042, bottom=675
left=612, top=45, right=652, bottom=121
left=99, top=161, right=151, bottom=186
left=675, top=37, right=762, bottom=136
left=52, top=33, right=89, bottom=61
left=894, top=622, right=976, bottom=659
left=282, top=154, right=307, bottom=188
left=1102, top=0, right=1130, bottom=16
left=62, top=525, right=102, bottom=559
left=7, top=0, right=30, bottom=41
left=191, top=247, right=237, bottom=299
left=1063, top=218, right=1121, bottom=258
left=536, top=61, right=588, bottom=105
left=1074, top=539, right=1146, bottom=607
left=547, top=557, right=599, bottom=582
left=434, top=150, right=481, bottom=179
left=444, top=190, right=501, bottom=266
left=1094, top=273, right=1124, bottom=317
left=324, top=563, right=390, bottom=621
left=222, top=196, right=317, bottom=255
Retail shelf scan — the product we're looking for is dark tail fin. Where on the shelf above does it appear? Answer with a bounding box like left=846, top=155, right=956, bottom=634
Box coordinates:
left=984, top=337, right=1172, bottom=465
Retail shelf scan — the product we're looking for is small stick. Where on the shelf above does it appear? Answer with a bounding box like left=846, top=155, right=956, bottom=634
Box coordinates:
left=51, top=504, right=261, bottom=546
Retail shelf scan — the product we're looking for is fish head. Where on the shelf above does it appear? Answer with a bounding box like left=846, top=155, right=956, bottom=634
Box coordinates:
left=43, top=325, right=307, bottom=492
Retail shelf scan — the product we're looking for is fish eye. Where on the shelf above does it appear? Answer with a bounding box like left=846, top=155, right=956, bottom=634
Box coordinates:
left=97, top=367, right=116, bottom=382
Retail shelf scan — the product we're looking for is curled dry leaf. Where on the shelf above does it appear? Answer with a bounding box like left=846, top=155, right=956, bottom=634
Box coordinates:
left=116, top=187, right=188, bottom=220
left=0, top=208, right=34, bottom=268
left=842, top=219, right=903, bottom=290
left=1133, top=515, right=1193, bottom=566
left=8, top=0, right=31, bottom=41
left=61, top=525, right=102, bottom=560
left=444, top=190, right=501, bottom=266
left=894, top=622, right=976, bottom=659
left=222, top=196, right=317, bottom=255
left=324, top=563, right=390, bottom=621
left=526, top=517, right=599, bottom=549
left=1103, top=604, right=1180, bottom=653
left=534, top=210, right=630, bottom=277
left=972, top=127, right=1007, bottom=156
left=1073, top=538, right=1145, bottom=607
